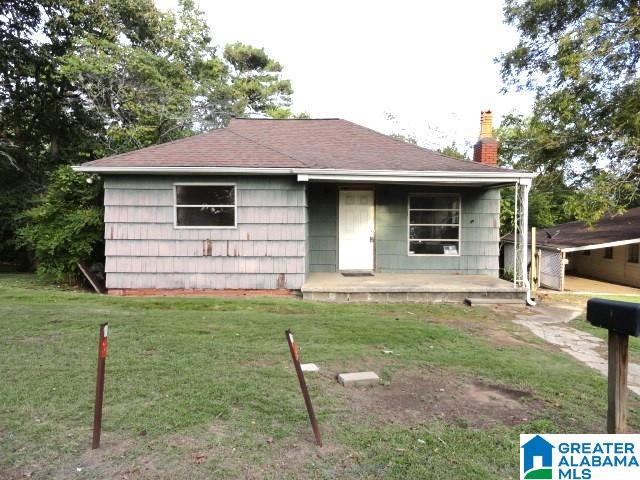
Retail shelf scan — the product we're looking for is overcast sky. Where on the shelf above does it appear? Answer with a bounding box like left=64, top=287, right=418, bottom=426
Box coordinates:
left=156, top=0, right=533, bottom=156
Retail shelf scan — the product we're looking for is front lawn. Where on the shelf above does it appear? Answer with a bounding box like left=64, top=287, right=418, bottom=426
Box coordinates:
left=1, top=274, right=638, bottom=479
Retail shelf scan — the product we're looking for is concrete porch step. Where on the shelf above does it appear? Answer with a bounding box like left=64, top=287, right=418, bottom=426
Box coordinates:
left=465, top=297, right=525, bottom=306
left=301, top=273, right=527, bottom=304
left=303, top=291, right=526, bottom=304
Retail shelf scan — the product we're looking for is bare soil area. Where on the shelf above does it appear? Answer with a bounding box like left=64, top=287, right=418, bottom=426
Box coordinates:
left=344, top=368, right=541, bottom=428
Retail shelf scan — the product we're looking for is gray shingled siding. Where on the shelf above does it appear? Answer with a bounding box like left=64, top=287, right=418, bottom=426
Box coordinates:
left=307, top=185, right=500, bottom=276
left=307, top=184, right=338, bottom=272
left=104, top=175, right=306, bottom=290
left=105, top=177, right=500, bottom=289
left=375, top=186, right=499, bottom=275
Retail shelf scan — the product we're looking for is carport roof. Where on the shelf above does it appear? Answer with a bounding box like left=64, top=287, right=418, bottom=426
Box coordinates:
left=504, top=207, right=640, bottom=251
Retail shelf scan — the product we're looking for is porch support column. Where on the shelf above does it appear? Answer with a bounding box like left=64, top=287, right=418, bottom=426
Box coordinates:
left=513, top=181, right=518, bottom=287
left=518, top=178, right=535, bottom=305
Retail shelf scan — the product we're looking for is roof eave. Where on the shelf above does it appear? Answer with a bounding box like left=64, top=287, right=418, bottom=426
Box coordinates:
left=72, top=165, right=536, bottom=184
left=502, top=237, right=640, bottom=252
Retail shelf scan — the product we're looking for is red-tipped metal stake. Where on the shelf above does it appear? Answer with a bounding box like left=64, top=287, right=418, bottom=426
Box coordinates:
left=285, top=329, right=322, bottom=447
left=92, top=323, right=108, bottom=449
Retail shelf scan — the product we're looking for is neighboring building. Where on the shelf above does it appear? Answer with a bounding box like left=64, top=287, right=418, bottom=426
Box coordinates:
left=75, top=113, right=535, bottom=301
left=503, top=208, right=640, bottom=291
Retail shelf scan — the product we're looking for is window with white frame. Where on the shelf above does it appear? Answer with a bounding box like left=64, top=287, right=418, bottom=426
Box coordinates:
left=408, top=194, right=460, bottom=255
left=174, top=184, right=236, bottom=228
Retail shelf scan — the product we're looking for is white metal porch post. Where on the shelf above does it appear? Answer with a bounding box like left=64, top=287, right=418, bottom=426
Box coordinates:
left=518, top=178, right=535, bottom=305
left=513, top=182, right=518, bottom=287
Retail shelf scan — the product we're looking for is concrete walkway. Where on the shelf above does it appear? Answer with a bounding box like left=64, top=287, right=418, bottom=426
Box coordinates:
left=562, top=275, right=640, bottom=296
left=514, top=303, right=640, bottom=396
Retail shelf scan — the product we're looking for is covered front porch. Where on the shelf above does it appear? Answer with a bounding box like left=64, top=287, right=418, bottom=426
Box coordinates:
left=301, top=272, right=527, bottom=303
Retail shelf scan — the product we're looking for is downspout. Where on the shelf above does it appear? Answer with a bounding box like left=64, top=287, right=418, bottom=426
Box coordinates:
left=520, top=178, right=536, bottom=306
left=560, top=250, right=567, bottom=292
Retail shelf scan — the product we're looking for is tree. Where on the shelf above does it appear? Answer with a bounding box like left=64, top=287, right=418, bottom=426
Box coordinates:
left=500, top=0, right=640, bottom=223
left=497, top=113, right=578, bottom=234
left=0, top=0, right=293, bottom=275
left=16, top=166, right=103, bottom=282
left=390, top=133, right=418, bottom=145
left=437, top=142, right=468, bottom=160
left=224, top=42, right=292, bottom=118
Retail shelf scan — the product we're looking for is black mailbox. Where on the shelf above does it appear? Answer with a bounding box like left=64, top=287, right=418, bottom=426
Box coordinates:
left=586, top=298, right=640, bottom=337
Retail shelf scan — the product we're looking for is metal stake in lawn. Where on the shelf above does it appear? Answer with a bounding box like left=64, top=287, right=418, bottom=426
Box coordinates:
left=586, top=299, right=640, bottom=434
left=285, top=329, right=322, bottom=447
left=92, top=323, right=108, bottom=449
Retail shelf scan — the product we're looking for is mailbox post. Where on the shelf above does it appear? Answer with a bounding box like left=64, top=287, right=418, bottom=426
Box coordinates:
left=586, top=298, right=640, bottom=433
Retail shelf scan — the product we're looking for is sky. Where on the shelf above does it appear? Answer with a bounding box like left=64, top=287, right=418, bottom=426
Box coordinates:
left=156, top=0, right=533, bottom=156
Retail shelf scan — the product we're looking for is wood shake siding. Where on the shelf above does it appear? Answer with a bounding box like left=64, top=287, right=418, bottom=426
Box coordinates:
left=376, top=186, right=499, bottom=275
left=307, top=184, right=338, bottom=272
left=307, top=185, right=500, bottom=275
left=103, top=175, right=307, bottom=290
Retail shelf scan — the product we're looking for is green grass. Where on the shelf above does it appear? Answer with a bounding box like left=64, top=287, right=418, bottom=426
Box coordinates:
left=1, top=274, right=639, bottom=479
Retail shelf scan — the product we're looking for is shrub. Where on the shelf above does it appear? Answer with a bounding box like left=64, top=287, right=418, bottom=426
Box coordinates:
left=16, top=166, right=104, bottom=283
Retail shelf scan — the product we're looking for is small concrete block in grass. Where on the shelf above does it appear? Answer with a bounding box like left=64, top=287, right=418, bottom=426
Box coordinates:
left=338, top=371, right=380, bottom=387
left=301, top=363, right=319, bottom=372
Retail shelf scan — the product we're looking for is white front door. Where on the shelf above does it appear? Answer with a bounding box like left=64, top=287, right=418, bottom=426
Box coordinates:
left=338, top=189, right=374, bottom=271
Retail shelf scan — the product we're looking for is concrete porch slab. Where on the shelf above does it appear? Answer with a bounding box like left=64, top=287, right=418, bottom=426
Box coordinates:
left=301, top=272, right=527, bottom=303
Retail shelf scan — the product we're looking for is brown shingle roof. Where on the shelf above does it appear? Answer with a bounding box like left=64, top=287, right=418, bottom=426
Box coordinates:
left=504, top=207, right=640, bottom=249
left=80, top=118, right=522, bottom=173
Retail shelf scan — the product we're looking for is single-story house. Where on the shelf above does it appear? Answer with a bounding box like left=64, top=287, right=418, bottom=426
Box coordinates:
left=503, top=207, right=640, bottom=291
left=75, top=113, right=536, bottom=302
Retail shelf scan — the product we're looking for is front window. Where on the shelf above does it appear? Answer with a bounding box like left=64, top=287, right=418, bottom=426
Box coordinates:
left=628, top=244, right=639, bottom=264
left=408, top=194, right=460, bottom=255
left=174, top=184, right=236, bottom=228
left=603, top=247, right=613, bottom=259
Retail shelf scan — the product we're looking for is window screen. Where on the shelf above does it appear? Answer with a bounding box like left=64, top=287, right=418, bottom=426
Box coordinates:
left=408, top=194, right=460, bottom=255
left=175, top=185, right=236, bottom=227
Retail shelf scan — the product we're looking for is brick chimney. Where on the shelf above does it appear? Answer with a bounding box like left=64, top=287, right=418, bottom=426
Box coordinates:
left=473, top=110, right=498, bottom=165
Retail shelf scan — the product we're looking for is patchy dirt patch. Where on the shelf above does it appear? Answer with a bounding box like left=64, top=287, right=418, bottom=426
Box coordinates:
left=408, top=304, right=544, bottom=350
left=344, top=367, right=541, bottom=428
left=485, top=328, right=529, bottom=347
left=239, top=429, right=354, bottom=480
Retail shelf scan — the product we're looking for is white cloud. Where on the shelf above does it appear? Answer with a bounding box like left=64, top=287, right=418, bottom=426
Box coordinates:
left=156, top=0, right=533, bottom=155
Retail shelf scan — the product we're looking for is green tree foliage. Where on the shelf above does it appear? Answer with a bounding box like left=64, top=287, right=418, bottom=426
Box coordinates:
left=498, top=114, right=578, bottom=234
left=500, top=0, right=640, bottom=225
left=390, top=133, right=418, bottom=145
left=224, top=42, right=292, bottom=116
left=437, top=142, right=468, bottom=160
left=0, top=0, right=292, bottom=278
left=16, top=166, right=103, bottom=282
